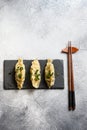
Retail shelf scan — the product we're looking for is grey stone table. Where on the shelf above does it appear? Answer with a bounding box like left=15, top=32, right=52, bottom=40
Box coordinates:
left=0, top=0, right=87, bottom=130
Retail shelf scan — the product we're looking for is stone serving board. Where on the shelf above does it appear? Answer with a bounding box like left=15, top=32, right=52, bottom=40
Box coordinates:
left=4, top=60, right=64, bottom=89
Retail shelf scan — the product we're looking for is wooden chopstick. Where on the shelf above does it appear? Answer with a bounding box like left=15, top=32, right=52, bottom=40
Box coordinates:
left=68, top=41, right=72, bottom=110
left=68, top=41, right=76, bottom=111
left=70, top=43, right=75, bottom=110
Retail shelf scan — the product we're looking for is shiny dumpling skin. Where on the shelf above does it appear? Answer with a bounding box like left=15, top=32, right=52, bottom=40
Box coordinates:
left=15, top=59, right=25, bottom=89
left=30, top=59, right=41, bottom=88
left=45, top=59, right=55, bottom=88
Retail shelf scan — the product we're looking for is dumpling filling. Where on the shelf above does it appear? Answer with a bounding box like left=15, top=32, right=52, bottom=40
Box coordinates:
left=30, top=59, right=41, bottom=88
left=45, top=59, right=55, bottom=88
left=15, top=58, right=25, bottom=89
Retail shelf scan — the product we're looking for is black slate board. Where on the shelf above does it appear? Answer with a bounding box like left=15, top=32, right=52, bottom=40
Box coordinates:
left=4, top=60, right=64, bottom=89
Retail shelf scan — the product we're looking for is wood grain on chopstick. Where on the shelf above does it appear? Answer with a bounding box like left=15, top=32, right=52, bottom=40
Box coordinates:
left=68, top=41, right=76, bottom=111
left=70, top=44, right=75, bottom=110
left=68, top=41, right=72, bottom=110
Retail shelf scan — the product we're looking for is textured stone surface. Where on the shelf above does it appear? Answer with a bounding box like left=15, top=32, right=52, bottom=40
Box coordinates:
left=0, top=0, right=87, bottom=130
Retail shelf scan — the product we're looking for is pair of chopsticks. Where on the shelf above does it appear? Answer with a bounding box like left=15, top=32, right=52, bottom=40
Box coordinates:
left=68, top=41, right=75, bottom=110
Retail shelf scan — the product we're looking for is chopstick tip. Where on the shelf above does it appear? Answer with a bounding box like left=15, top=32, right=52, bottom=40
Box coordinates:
left=68, top=41, right=72, bottom=47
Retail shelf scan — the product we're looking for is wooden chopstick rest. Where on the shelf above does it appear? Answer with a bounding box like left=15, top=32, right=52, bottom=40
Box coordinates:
left=62, top=46, right=79, bottom=53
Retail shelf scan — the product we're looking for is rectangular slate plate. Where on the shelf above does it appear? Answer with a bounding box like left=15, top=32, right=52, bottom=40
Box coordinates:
left=4, top=60, right=64, bottom=89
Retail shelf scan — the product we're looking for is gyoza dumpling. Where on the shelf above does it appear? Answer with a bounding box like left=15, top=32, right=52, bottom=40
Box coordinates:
left=15, top=58, right=25, bottom=89
left=45, top=59, right=55, bottom=88
left=30, top=59, right=41, bottom=88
